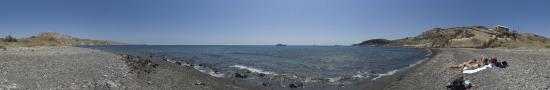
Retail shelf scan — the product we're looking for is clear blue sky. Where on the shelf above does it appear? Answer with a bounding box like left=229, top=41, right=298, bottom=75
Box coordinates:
left=1, top=0, right=549, bottom=45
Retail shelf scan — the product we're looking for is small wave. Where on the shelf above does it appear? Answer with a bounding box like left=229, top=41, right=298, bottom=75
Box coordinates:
left=164, top=56, right=225, bottom=77
left=352, top=71, right=369, bottom=79
left=371, top=49, right=432, bottom=81
left=425, top=48, right=433, bottom=56
left=193, top=65, right=225, bottom=77
left=163, top=56, right=180, bottom=64
left=229, top=65, right=278, bottom=75
left=327, top=77, right=342, bottom=82
left=372, top=69, right=398, bottom=80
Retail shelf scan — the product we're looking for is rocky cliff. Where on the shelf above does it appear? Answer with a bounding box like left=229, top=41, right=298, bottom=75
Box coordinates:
left=359, top=25, right=550, bottom=49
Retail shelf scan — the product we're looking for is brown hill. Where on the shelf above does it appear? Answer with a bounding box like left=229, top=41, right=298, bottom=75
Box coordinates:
left=359, top=25, right=550, bottom=49
left=1, top=32, right=125, bottom=47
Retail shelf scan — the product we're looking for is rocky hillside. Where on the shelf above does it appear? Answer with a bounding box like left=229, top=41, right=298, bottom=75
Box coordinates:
left=1, top=32, right=124, bottom=47
left=359, top=25, right=550, bottom=49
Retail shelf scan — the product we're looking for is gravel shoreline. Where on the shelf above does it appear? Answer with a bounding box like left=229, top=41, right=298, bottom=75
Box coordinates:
left=380, top=48, right=550, bottom=90
left=0, top=47, right=266, bottom=90
left=3, top=47, right=548, bottom=89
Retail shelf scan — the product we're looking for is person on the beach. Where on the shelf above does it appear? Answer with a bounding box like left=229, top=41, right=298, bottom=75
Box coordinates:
left=481, top=55, right=489, bottom=65
left=489, top=56, right=498, bottom=67
left=449, top=55, right=488, bottom=71
left=490, top=56, right=509, bottom=68
left=490, top=56, right=497, bottom=64
left=449, top=59, right=483, bottom=71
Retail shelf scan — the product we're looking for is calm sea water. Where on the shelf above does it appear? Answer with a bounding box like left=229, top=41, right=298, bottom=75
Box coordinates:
left=81, top=45, right=430, bottom=88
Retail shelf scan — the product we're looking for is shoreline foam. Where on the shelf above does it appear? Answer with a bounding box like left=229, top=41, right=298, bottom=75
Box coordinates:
left=372, top=48, right=433, bottom=80
left=229, top=64, right=279, bottom=75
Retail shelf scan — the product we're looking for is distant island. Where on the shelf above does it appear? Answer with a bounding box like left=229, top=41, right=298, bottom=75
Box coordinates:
left=0, top=32, right=124, bottom=48
left=275, top=43, right=287, bottom=46
left=358, top=25, right=550, bottom=49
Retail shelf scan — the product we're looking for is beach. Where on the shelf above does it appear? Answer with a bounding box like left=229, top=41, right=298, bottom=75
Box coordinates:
left=0, top=47, right=265, bottom=90
left=379, top=48, right=550, bottom=90
left=2, top=46, right=550, bottom=90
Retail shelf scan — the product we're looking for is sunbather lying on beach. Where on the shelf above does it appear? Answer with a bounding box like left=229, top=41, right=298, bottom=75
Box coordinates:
left=449, top=59, right=483, bottom=70
left=449, top=55, right=487, bottom=71
left=450, top=55, right=510, bottom=71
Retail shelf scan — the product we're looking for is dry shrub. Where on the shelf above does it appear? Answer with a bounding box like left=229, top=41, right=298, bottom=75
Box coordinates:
left=20, top=39, right=44, bottom=47
left=507, top=44, right=520, bottom=49
left=0, top=42, right=5, bottom=48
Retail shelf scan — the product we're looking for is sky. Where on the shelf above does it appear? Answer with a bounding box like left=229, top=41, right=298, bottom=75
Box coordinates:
left=1, top=0, right=549, bottom=45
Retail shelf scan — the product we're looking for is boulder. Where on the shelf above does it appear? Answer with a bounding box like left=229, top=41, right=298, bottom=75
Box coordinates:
left=261, top=82, right=272, bottom=87
left=288, top=82, right=303, bottom=88
left=235, top=73, right=248, bottom=78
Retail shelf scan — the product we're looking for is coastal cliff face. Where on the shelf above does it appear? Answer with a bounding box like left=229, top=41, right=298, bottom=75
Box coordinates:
left=359, top=26, right=550, bottom=48
left=1, top=32, right=124, bottom=47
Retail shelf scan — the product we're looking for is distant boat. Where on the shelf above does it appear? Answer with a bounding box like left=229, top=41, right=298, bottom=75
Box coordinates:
left=275, top=44, right=287, bottom=46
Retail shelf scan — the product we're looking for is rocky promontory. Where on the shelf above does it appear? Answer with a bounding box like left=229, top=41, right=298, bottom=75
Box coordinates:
left=358, top=25, right=550, bottom=49
left=1, top=32, right=124, bottom=48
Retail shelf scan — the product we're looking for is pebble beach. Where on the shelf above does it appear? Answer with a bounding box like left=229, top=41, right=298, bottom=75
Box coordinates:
left=0, top=47, right=265, bottom=90
left=1, top=47, right=550, bottom=90
left=379, top=48, right=550, bottom=90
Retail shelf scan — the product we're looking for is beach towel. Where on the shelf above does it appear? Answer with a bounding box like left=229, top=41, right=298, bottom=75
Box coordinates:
left=462, top=65, right=489, bottom=74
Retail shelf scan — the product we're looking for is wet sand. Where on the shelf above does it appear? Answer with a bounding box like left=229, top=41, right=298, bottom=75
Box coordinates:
left=0, top=47, right=266, bottom=90
left=379, top=48, right=550, bottom=90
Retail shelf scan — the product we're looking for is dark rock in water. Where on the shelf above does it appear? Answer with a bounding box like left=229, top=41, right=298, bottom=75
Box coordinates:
left=262, top=82, right=272, bottom=87
left=238, top=69, right=252, bottom=74
left=162, top=56, right=168, bottom=61
left=235, top=73, right=248, bottom=78
left=368, top=70, right=377, bottom=74
left=122, top=54, right=130, bottom=59
left=337, top=84, right=345, bottom=87
left=151, top=64, right=159, bottom=68
left=288, top=82, right=303, bottom=88
left=258, top=73, right=266, bottom=77
left=175, top=62, right=182, bottom=65
left=545, top=76, right=549, bottom=78
left=194, top=82, right=206, bottom=86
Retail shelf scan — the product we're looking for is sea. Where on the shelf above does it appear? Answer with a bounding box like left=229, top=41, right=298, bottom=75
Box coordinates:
left=80, top=45, right=431, bottom=89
